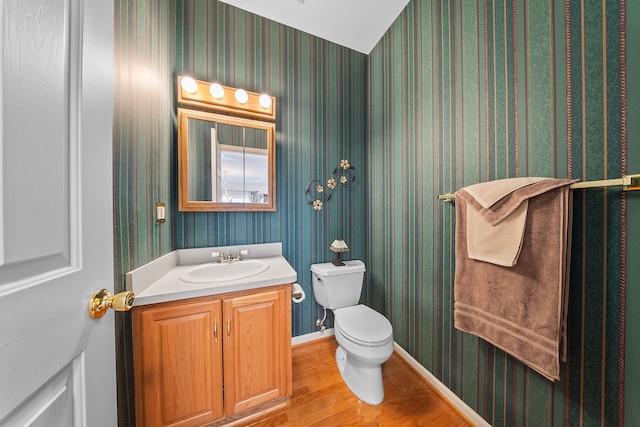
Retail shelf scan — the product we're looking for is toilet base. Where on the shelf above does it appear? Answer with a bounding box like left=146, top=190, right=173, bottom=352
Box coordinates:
left=335, top=346, right=385, bottom=405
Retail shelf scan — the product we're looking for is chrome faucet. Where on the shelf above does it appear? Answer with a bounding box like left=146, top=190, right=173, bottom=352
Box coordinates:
left=211, top=249, right=249, bottom=263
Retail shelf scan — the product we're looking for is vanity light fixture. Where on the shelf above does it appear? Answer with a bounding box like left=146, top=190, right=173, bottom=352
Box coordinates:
left=178, top=75, right=276, bottom=121
left=180, top=76, right=198, bottom=94
left=235, top=89, right=249, bottom=104
left=209, top=83, right=224, bottom=99
left=259, top=94, right=272, bottom=109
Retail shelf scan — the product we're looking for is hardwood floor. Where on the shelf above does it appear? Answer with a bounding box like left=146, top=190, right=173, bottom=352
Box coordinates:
left=243, top=337, right=473, bottom=427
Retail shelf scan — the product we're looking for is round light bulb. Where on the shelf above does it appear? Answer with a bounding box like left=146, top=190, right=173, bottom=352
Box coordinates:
left=180, top=76, right=198, bottom=94
left=258, top=94, right=272, bottom=109
left=209, top=83, right=224, bottom=99
left=235, top=89, right=249, bottom=104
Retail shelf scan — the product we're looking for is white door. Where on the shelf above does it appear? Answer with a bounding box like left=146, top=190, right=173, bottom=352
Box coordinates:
left=0, top=0, right=117, bottom=425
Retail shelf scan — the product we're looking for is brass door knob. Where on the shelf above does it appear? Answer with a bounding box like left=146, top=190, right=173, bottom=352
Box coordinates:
left=88, top=289, right=135, bottom=319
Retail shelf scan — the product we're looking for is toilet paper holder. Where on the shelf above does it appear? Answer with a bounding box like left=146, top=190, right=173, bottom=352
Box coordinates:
left=291, top=283, right=305, bottom=303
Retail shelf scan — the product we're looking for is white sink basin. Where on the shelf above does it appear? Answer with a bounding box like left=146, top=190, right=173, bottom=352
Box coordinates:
left=179, top=259, right=270, bottom=284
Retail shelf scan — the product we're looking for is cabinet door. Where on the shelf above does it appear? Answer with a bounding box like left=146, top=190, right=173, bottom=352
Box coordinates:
left=223, top=288, right=292, bottom=415
left=133, top=299, right=224, bottom=427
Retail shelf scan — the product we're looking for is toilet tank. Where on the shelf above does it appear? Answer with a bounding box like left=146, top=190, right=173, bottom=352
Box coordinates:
left=310, top=260, right=366, bottom=309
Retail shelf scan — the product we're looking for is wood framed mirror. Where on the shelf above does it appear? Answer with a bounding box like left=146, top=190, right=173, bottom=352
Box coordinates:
left=178, top=108, right=276, bottom=211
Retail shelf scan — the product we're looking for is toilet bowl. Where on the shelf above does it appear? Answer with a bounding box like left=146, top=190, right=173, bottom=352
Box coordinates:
left=333, top=304, right=394, bottom=405
left=311, top=261, right=394, bottom=405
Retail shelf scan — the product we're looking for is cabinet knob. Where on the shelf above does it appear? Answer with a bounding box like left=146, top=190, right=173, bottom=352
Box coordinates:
left=227, top=316, right=231, bottom=341
left=214, top=318, right=218, bottom=343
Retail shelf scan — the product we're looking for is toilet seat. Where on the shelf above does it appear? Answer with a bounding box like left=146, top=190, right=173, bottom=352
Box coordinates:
left=334, top=305, right=393, bottom=347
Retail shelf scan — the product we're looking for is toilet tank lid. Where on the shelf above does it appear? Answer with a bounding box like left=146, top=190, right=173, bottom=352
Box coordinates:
left=310, top=260, right=365, bottom=276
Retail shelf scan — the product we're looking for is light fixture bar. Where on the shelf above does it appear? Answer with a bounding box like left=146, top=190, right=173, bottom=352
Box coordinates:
left=177, top=76, right=276, bottom=121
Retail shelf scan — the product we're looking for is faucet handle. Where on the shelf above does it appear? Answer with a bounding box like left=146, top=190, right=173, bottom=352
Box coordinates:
left=211, top=251, right=225, bottom=262
left=233, top=249, right=248, bottom=261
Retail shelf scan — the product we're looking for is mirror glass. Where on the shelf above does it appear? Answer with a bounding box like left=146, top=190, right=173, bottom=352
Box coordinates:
left=178, top=109, right=275, bottom=211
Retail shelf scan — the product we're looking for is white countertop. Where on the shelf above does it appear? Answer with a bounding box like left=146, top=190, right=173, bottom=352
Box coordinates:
left=126, top=243, right=298, bottom=306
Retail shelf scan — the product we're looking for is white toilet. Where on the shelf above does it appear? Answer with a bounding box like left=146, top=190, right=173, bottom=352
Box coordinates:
left=311, top=260, right=394, bottom=405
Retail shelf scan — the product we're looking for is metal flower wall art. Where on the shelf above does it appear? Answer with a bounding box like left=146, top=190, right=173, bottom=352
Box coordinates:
left=305, top=159, right=356, bottom=211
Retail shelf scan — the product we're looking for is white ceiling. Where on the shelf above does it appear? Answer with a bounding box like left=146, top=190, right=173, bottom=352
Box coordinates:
left=218, top=0, right=410, bottom=54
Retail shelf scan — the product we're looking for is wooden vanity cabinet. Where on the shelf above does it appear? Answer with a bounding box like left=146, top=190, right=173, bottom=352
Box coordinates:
left=133, top=299, right=223, bottom=427
left=223, top=289, right=292, bottom=415
left=133, top=285, right=292, bottom=427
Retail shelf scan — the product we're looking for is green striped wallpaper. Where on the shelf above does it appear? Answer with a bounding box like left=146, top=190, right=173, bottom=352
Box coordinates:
left=113, top=0, right=639, bottom=425
left=625, top=1, right=640, bottom=425
left=173, top=0, right=368, bottom=338
left=368, top=0, right=633, bottom=425
left=113, top=0, right=175, bottom=425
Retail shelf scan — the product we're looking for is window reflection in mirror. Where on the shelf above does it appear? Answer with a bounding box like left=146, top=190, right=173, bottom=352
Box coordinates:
left=178, top=109, right=275, bottom=211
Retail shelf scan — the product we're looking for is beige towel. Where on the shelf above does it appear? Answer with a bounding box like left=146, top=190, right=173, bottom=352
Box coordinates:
left=454, top=179, right=574, bottom=381
left=463, top=177, right=548, bottom=208
left=466, top=198, right=529, bottom=266
left=460, top=179, right=576, bottom=266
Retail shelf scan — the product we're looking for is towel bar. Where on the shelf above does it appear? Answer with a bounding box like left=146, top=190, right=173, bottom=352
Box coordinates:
left=437, top=174, right=640, bottom=202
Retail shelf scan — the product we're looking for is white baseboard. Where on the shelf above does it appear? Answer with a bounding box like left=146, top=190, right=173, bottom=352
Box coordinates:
left=393, top=343, right=490, bottom=427
left=291, top=328, right=334, bottom=346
